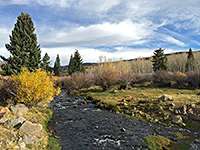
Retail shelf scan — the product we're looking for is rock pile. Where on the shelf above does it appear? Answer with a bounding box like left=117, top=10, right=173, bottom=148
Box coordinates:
left=0, top=103, right=44, bottom=149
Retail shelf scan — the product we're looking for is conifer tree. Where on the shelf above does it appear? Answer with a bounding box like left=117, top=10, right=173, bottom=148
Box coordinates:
left=68, top=54, right=75, bottom=75
left=185, top=48, right=195, bottom=72
left=41, top=53, right=51, bottom=72
left=0, top=12, right=41, bottom=75
left=68, top=50, right=84, bottom=75
left=152, top=48, right=167, bottom=71
left=53, top=54, right=62, bottom=76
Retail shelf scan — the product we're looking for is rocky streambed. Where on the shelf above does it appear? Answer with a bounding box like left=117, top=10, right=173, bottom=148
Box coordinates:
left=48, top=90, right=200, bottom=150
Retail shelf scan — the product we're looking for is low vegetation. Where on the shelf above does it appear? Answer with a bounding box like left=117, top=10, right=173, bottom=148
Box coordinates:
left=142, top=135, right=191, bottom=150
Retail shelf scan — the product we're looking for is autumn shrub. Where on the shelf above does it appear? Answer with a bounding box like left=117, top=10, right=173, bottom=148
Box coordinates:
left=175, top=72, right=187, bottom=88
left=10, top=68, right=61, bottom=107
left=132, top=73, right=153, bottom=86
left=153, top=70, right=174, bottom=87
left=118, top=72, right=135, bottom=89
left=94, top=63, right=120, bottom=91
left=186, top=71, right=200, bottom=88
left=71, top=72, right=94, bottom=90
left=56, top=76, right=71, bottom=87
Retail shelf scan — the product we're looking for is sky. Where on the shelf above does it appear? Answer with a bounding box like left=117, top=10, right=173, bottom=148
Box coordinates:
left=0, top=0, right=200, bottom=66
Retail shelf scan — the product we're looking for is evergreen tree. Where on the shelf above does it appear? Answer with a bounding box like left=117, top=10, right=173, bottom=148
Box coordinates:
left=152, top=48, right=167, bottom=71
left=68, top=50, right=85, bottom=75
left=185, top=48, right=195, bottom=72
left=41, top=53, right=51, bottom=72
left=68, top=54, right=75, bottom=75
left=53, top=54, right=62, bottom=76
left=0, top=12, right=41, bottom=75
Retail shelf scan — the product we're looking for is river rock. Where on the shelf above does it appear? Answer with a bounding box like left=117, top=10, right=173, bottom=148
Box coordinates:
left=172, top=115, right=182, bottom=124
left=10, top=103, right=28, bottom=116
left=4, top=116, right=26, bottom=128
left=159, top=95, right=173, bottom=101
left=19, top=120, right=43, bottom=139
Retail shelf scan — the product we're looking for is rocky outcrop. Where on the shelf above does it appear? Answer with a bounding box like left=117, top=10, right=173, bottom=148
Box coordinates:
left=1, top=103, right=45, bottom=149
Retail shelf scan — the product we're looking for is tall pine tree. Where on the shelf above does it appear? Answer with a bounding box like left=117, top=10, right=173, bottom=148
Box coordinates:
left=68, top=50, right=84, bottom=75
left=53, top=54, right=62, bottom=76
left=41, top=53, right=51, bottom=72
left=152, top=48, right=167, bottom=71
left=185, top=48, right=195, bottom=72
left=0, top=12, right=41, bottom=75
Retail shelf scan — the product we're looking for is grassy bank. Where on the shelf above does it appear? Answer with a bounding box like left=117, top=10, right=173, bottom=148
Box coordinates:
left=81, top=87, right=200, bottom=149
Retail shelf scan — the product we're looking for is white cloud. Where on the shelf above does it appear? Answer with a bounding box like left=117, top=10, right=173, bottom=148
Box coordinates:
left=76, top=0, right=121, bottom=12
left=165, top=36, right=186, bottom=47
left=40, top=20, right=156, bottom=47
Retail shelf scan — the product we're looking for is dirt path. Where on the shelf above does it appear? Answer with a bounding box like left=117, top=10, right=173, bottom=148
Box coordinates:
left=48, top=90, right=199, bottom=150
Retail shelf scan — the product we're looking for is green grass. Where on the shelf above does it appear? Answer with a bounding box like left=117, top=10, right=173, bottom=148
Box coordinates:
left=175, top=132, right=199, bottom=141
left=86, top=87, right=200, bottom=106
left=142, top=135, right=191, bottom=150
left=47, top=137, right=62, bottom=150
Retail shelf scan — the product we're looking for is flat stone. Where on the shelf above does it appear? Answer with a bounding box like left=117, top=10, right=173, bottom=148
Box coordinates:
left=10, top=103, right=28, bottom=116
left=4, top=117, right=26, bottom=128
left=19, top=120, right=43, bottom=139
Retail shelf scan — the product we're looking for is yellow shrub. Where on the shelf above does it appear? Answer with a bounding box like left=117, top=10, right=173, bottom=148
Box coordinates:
left=11, top=68, right=60, bottom=107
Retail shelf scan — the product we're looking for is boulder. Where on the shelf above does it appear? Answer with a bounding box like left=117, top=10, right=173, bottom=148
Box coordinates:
left=10, top=103, right=28, bottom=116
left=172, top=115, right=182, bottom=124
left=4, top=117, right=26, bottom=128
left=19, top=121, right=43, bottom=139
left=159, top=95, right=173, bottom=101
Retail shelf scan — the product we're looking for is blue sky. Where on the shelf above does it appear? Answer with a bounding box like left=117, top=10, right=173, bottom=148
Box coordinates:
left=0, top=0, right=200, bottom=65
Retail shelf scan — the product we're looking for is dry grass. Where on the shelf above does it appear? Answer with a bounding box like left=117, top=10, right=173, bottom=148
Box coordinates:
left=87, top=87, right=200, bottom=106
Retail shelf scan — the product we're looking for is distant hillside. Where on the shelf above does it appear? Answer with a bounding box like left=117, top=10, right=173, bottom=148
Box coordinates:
left=61, top=50, right=200, bottom=70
